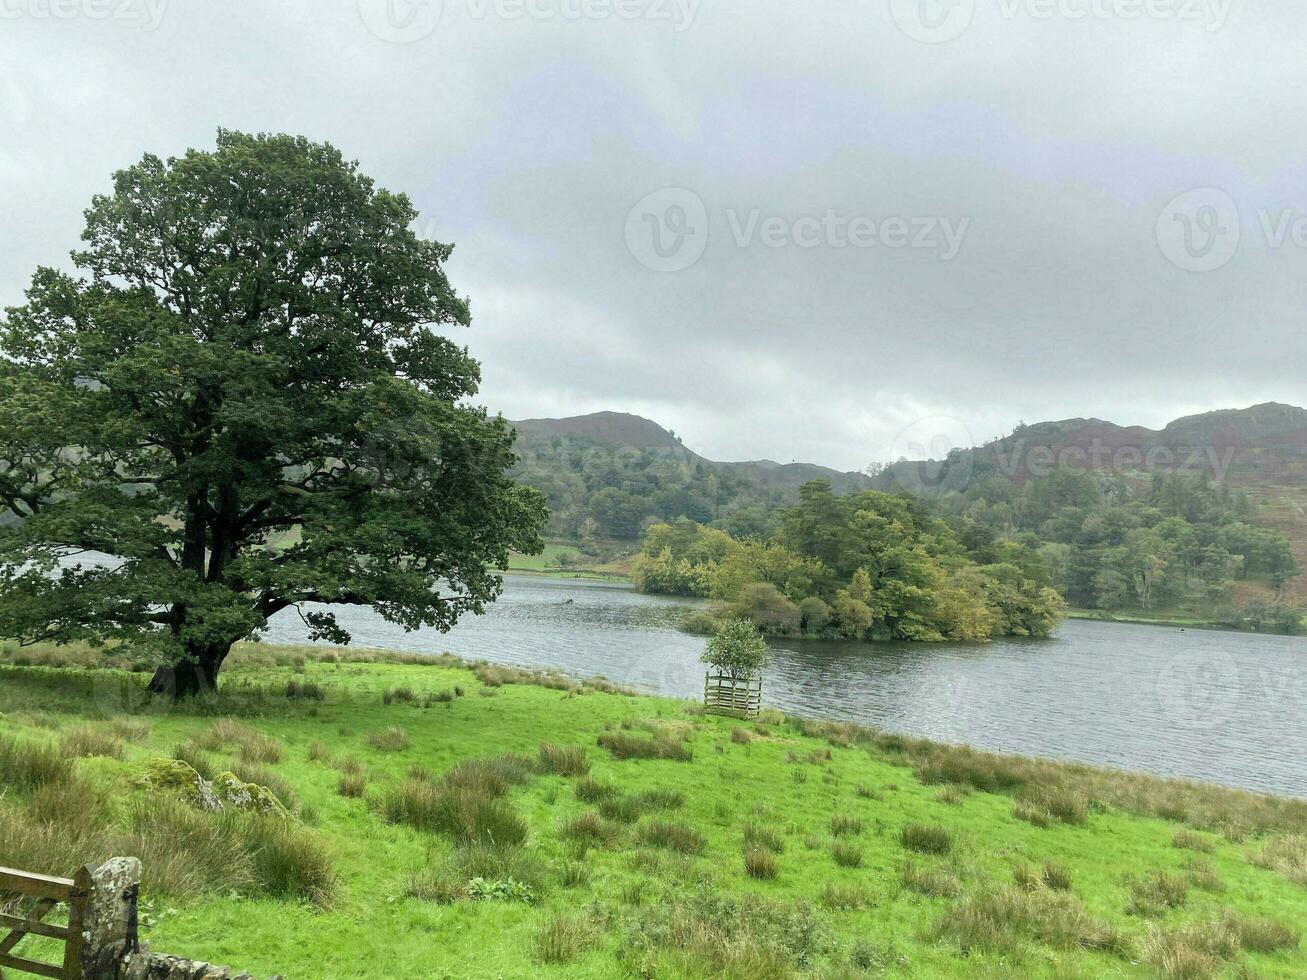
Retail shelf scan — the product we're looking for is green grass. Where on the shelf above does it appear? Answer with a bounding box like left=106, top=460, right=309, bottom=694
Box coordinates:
left=2, top=644, right=1307, bottom=977
left=504, top=541, right=630, bottom=581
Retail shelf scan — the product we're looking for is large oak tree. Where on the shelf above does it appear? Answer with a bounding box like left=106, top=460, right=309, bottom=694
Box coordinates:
left=0, top=130, right=546, bottom=697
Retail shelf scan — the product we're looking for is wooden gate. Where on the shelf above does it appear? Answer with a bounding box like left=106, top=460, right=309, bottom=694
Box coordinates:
left=704, top=671, right=762, bottom=719
left=0, top=865, right=91, bottom=979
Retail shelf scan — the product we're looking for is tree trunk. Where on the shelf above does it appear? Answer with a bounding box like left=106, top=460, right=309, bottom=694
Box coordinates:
left=147, top=643, right=229, bottom=700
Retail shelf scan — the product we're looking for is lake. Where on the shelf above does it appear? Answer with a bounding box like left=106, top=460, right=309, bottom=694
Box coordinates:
left=265, top=575, right=1307, bottom=799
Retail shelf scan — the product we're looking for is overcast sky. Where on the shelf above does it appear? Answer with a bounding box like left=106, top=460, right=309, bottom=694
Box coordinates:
left=3, top=0, right=1306, bottom=471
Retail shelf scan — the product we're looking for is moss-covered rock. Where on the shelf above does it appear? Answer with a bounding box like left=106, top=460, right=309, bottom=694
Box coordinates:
left=137, top=758, right=221, bottom=812
left=212, top=771, right=289, bottom=817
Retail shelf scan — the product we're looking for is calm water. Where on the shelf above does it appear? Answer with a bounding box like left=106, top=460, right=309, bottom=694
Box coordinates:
left=265, top=575, right=1307, bottom=798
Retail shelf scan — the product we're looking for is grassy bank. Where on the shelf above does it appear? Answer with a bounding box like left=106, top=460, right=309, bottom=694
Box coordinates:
left=505, top=541, right=631, bottom=581
left=1067, top=607, right=1307, bottom=635
left=2, top=645, right=1307, bottom=978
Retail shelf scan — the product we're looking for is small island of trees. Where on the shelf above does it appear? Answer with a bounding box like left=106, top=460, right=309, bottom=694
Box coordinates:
left=633, top=480, right=1065, bottom=642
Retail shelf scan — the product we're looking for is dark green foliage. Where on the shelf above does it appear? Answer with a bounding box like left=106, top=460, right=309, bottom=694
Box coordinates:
left=635, top=481, right=1064, bottom=642
left=0, top=129, right=546, bottom=697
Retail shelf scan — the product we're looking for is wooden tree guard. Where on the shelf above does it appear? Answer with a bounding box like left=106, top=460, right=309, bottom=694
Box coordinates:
left=704, top=671, right=762, bottom=719
left=0, top=864, right=92, bottom=979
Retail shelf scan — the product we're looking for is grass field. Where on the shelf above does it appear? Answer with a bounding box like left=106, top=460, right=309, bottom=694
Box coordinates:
left=505, top=541, right=631, bottom=581
left=2, top=644, right=1307, bottom=978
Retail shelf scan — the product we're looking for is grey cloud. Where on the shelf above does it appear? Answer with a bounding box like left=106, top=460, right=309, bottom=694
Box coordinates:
left=2, top=0, right=1305, bottom=471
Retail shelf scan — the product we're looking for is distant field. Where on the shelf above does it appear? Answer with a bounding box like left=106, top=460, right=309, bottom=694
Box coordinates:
left=505, top=541, right=631, bottom=581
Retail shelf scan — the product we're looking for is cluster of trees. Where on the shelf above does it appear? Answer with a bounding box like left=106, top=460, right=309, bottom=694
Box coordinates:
left=940, top=469, right=1301, bottom=618
left=633, top=481, right=1065, bottom=642
left=511, top=441, right=781, bottom=544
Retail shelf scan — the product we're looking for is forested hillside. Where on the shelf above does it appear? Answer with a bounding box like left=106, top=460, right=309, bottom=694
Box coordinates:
left=511, top=405, right=1306, bottom=630
left=872, top=402, right=1307, bottom=622
left=509, top=412, right=872, bottom=543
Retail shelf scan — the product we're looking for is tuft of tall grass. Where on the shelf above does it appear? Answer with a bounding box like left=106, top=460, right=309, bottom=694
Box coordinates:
left=1223, top=908, right=1299, bottom=953
left=535, top=914, right=598, bottom=964
left=901, top=823, right=953, bottom=855
left=830, top=813, right=862, bottom=837
left=383, top=685, right=415, bottom=705
left=0, top=734, right=72, bottom=790
left=337, top=772, right=367, bottom=798
left=819, top=882, right=870, bottom=910
left=597, top=732, right=692, bottom=762
left=901, top=861, right=959, bottom=897
left=1127, top=870, right=1189, bottom=916
left=193, top=719, right=284, bottom=764
left=1186, top=858, right=1225, bottom=893
left=743, top=845, right=779, bottom=879
left=246, top=814, right=336, bottom=907
left=561, top=860, right=592, bottom=888
left=104, top=717, right=151, bottom=743
left=172, top=741, right=217, bottom=780
left=1250, top=834, right=1307, bottom=887
left=574, top=776, right=617, bottom=803
left=1172, top=829, right=1214, bottom=853
left=934, top=887, right=1131, bottom=957
left=60, top=725, right=126, bottom=759
left=538, top=742, right=590, bottom=777
left=560, top=810, right=622, bottom=847
left=1041, top=861, right=1073, bottom=892
left=1142, top=918, right=1240, bottom=979
left=284, top=679, right=325, bottom=700
left=598, top=795, right=642, bottom=824
left=366, top=726, right=411, bottom=752
left=635, top=820, right=705, bottom=855
left=404, top=867, right=466, bottom=903
left=377, top=771, right=529, bottom=847
left=730, top=727, right=753, bottom=745
left=742, top=821, right=785, bottom=854
left=307, top=741, right=331, bottom=763
left=831, top=839, right=863, bottom=868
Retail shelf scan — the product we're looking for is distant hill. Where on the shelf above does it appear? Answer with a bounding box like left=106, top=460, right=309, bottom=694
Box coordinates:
left=507, top=412, right=872, bottom=541
left=508, top=404, right=1307, bottom=601
left=511, top=411, right=873, bottom=497
left=874, top=402, right=1307, bottom=602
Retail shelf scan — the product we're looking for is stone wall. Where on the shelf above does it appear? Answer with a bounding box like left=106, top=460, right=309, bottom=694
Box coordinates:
left=83, top=858, right=279, bottom=980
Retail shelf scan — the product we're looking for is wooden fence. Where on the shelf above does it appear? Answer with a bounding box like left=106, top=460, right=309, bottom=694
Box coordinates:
left=703, top=671, right=762, bottom=719
left=0, top=865, right=91, bottom=979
